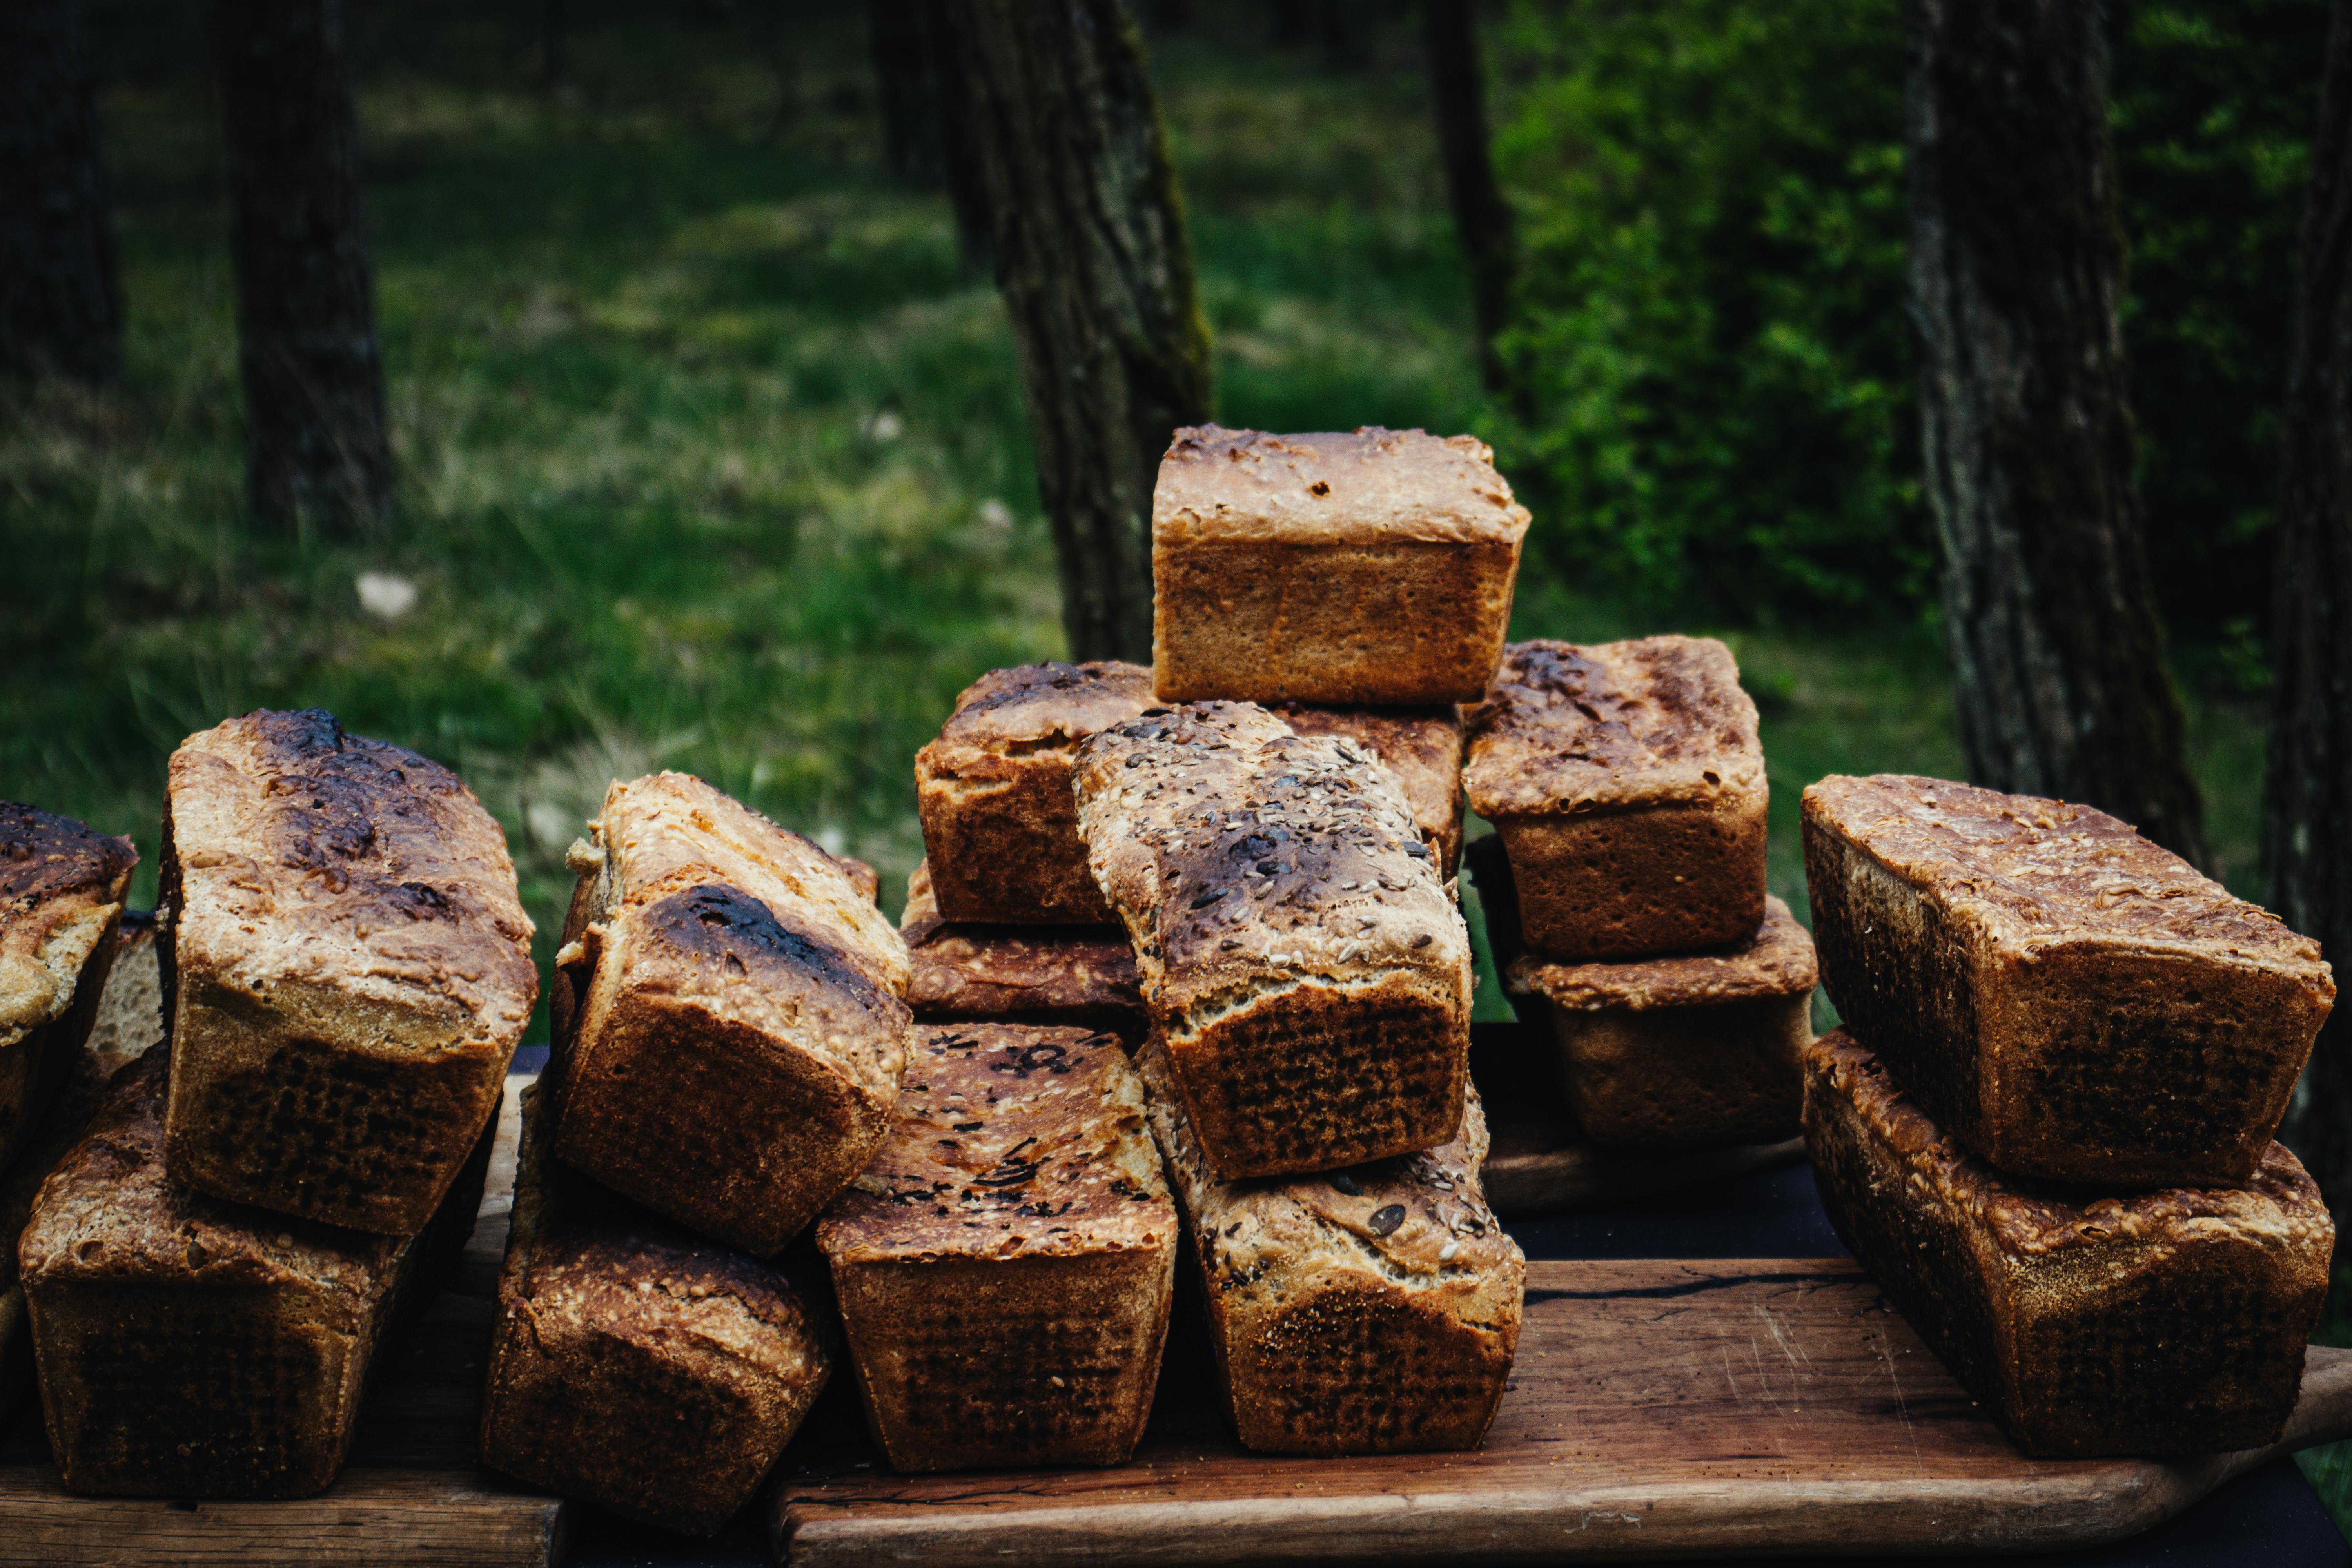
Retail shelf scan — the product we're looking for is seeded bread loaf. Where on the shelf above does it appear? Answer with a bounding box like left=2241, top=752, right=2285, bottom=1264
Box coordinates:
left=1138, top=1036, right=1523, bottom=1455
left=1465, top=637, right=1767, bottom=960
left=21, top=1046, right=492, bottom=1497
left=1073, top=701, right=1474, bottom=1180
left=1805, top=1029, right=2330, bottom=1457
left=915, top=661, right=1154, bottom=923
left=900, top=861, right=1146, bottom=1039
left=0, top=802, right=135, bottom=1172
left=1152, top=426, right=1529, bottom=706
left=548, top=771, right=911, bottom=1255
left=1272, top=702, right=1465, bottom=878
left=1479, top=831, right=1815, bottom=1145
left=160, top=709, right=534, bottom=1234
left=1802, top=774, right=2334, bottom=1186
left=480, top=1083, right=831, bottom=1534
left=817, top=1023, right=1176, bottom=1472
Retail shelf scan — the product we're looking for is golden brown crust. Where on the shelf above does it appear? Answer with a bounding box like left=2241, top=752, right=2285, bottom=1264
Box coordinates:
left=900, top=863, right=1145, bottom=1036
left=481, top=1085, right=831, bottom=1535
left=1152, top=425, right=1531, bottom=547
left=1802, top=774, right=2334, bottom=1185
left=1508, top=896, right=1817, bottom=1011
left=1805, top=1029, right=2331, bottom=1457
left=159, top=709, right=532, bottom=1234
left=1073, top=702, right=1472, bottom=1178
left=1271, top=703, right=1465, bottom=877
left=21, top=1045, right=492, bottom=1497
left=817, top=1025, right=1176, bottom=1471
left=0, top=803, right=134, bottom=1172
left=915, top=662, right=1152, bottom=923
left=551, top=772, right=912, bottom=1256
left=1138, top=1037, right=1523, bottom=1455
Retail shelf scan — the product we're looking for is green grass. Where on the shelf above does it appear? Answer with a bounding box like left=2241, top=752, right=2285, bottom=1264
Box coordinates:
left=2, top=0, right=2323, bottom=1530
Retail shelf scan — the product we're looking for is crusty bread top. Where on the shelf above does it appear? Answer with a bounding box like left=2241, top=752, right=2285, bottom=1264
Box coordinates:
left=899, top=862, right=1142, bottom=1009
left=166, top=710, right=535, bottom=1043
left=817, top=1023, right=1174, bottom=1265
left=1809, top=1030, right=2332, bottom=1259
left=1071, top=702, right=1469, bottom=1021
left=20, top=1046, right=405, bottom=1304
left=0, top=802, right=135, bottom=1053
left=928, top=661, right=1154, bottom=754
left=1153, top=425, right=1531, bottom=548
left=1509, top=895, right=1817, bottom=1012
left=1138, top=1036, right=1520, bottom=1291
left=1804, top=774, right=2330, bottom=975
left=1464, top=637, right=1762, bottom=817
left=1271, top=703, right=1463, bottom=848
left=582, top=771, right=908, bottom=999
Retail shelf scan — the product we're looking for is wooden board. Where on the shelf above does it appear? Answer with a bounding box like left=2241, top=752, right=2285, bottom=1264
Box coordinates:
left=0, top=1074, right=565, bottom=1567
left=772, top=1258, right=2352, bottom=1566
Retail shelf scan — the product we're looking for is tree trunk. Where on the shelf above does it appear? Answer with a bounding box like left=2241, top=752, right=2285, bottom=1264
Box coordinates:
left=944, top=0, right=1213, bottom=663
left=216, top=0, right=395, bottom=533
left=1904, top=0, right=2207, bottom=864
left=870, top=0, right=992, bottom=269
left=1424, top=0, right=1515, bottom=395
left=2266, top=0, right=2352, bottom=1216
left=0, top=0, right=122, bottom=387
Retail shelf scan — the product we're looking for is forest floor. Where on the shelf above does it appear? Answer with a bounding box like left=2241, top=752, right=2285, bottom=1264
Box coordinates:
left=0, top=0, right=2309, bottom=1531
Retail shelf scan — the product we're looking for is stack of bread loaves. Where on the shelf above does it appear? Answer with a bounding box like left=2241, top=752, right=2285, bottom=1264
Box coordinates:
left=12, top=711, right=535, bottom=1499
left=865, top=425, right=1532, bottom=1461
left=1466, top=636, right=1819, bottom=1149
left=1801, top=774, right=2337, bottom=1456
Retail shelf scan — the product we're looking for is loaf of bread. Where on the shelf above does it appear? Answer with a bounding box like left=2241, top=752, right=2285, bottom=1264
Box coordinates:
left=480, top=1084, right=831, bottom=1534
left=1138, top=1036, right=1523, bottom=1454
left=1272, top=702, right=1465, bottom=878
left=900, top=862, right=1145, bottom=1038
left=0, top=802, right=135, bottom=1172
left=1805, top=1029, right=2330, bottom=1457
left=1151, top=426, right=1529, bottom=706
left=20, top=1046, right=492, bottom=1497
left=1802, top=774, right=2334, bottom=1186
left=915, top=661, right=1153, bottom=923
left=159, top=709, right=534, bottom=1234
left=1465, top=637, right=1766, bottom=960
left=1073, top=701, right=1473, bottom=1179
left=1480, top=829, right=1815, bottom=1146
left=817, top=1023, right=1176, bottom=1472
left=548, top=771, right=910, bottom=1255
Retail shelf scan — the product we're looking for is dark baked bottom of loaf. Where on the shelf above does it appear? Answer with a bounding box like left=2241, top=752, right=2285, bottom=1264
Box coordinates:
left=1496, top=800, right=1767, bottom=962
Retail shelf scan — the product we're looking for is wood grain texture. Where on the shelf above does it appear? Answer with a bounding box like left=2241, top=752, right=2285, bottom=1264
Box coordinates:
left=773, top=1258, right=2352, bottom=1566
left=0, top=1073, right=561, bottom=1565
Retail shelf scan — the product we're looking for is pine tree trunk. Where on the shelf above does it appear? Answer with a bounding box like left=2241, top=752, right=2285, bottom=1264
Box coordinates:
left=1904, top=0, right=2206, bottom=864
left=216, top=0, right=395, bottom=533
left=944, top=0, right=1213, bottom=663
left=869, top=0, right=991, bottom=270
left=0, top=0, right=122, bottom=387
left=2266, top=0, right=2352, bottom=1215
left=1424, top=0, right=1515, bottom=394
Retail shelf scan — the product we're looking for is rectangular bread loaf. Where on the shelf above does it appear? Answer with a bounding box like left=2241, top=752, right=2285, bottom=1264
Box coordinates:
left=1804, top=1029, right=2330, bottom=1457
left=1151, top=426, right=1528, bottom=706
left=480, top=1083, right=831, bottom=1535
left=160, top=708, right=535, bottom=1234
left=1802, top=774, right=2334, bottom=1185
left=21, top=1046, right=492, bottom=1497
left=915, top=661, right=1153, bottom=922
left=816, top=1023, right=1176, bottom=1472
left=0, top=802, right=135, bottom=1171
left=1138, top=1036, right=1524, bottom=1454
left=548, top=771, right=911, bottom=1255
left=1271, top=702, right=1465, bottom=878
left=900, top=861, right=1145, bottom=1039
left=1466, top=637, right=1767, bottom=960
left=1073, top=701, right=1474, bottom=1180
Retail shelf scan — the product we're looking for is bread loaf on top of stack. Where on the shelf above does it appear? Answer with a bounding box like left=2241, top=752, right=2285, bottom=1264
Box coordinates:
left=1800, top=774, right=2336, bottom=1457
left=1466, top=636, right=1818, bottom=1149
